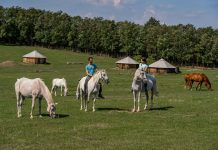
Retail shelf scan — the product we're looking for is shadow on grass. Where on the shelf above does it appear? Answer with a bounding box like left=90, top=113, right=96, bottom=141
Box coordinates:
left=150, top=106, right=174, bottom=111
left=41, top=113, right=69, bottom=118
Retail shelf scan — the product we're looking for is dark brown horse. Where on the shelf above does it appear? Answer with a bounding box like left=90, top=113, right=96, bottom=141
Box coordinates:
left=184, top=73, right=211, bottom=90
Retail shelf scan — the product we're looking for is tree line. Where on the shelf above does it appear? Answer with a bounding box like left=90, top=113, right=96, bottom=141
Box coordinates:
left=0, top=6, right=218, bottom=67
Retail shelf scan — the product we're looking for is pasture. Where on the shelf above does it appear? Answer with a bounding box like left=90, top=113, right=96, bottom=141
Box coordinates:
left=0, top=45, right=218, bottom=150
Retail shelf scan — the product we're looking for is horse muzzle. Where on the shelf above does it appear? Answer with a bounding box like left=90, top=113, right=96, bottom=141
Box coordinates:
left=50, top=113, right=56, bottom=118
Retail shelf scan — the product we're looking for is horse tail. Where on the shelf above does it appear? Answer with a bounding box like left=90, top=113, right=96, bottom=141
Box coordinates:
left=76, top=82, right=80, bottom=100
left=154, top=84, right=159, bottom=96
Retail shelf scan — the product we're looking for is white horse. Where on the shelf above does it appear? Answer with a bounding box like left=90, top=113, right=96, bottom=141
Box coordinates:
left=132, top=69, right=158, bottom=112
left=15, top=77, right=56, bottom=119
left=51, top=78, right=68, bottom=96
left=76, top=70, right=109, bottom=112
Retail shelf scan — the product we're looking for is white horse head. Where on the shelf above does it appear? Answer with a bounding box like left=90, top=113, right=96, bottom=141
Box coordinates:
left=97, top=69, right=110, bottom=84
left=134, top=69, right=144, bottom=81
left=47, top=103, right=56, bottom=118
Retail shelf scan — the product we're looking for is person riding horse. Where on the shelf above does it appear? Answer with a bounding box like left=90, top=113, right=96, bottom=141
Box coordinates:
left=138, top=57, right=149, bottom=90
left=84, top=57, right=104, bottom=99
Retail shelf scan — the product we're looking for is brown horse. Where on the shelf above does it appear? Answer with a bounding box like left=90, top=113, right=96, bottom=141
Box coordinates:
left=184, top=73, right=211, bottom=90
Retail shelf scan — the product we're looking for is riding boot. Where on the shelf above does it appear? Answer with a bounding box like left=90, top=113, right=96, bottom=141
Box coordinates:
left=144, top=82, right=147, bottom=92
left=98, top=83, right=104, bottom=99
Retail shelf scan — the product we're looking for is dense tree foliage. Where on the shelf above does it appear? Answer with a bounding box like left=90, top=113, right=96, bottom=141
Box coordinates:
left=0, top=6, right=218, bottom=66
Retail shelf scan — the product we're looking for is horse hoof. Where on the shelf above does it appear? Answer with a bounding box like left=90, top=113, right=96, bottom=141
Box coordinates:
left=17, top=115, right=22, bottom=118
left=39, top=115, right=42, bottom=118
left=93, top=109, right=95, bottom=112
left=132, top=109, right=136, bottom=112
left=137, top=109, right=140, bottom=112
left=30, top=116, right=33, bottom=119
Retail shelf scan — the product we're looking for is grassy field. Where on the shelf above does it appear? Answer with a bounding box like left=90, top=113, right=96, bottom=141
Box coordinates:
left=0, top=45, right=218, bottom=150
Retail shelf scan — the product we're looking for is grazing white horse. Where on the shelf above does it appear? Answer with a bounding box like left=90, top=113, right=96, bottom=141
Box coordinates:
left=132, top=69, right=158, bottom=112
left=15, top=77, right=56, bottom=119
left=76, top=70, right=109, bottom=112
left=51, top=78, right=68, bottom=96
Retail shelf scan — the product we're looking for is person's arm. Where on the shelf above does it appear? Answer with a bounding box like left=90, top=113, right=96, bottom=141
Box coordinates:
left=85, top=65, right=93, bottom=76
left=86, top=70, right=93, bottom=76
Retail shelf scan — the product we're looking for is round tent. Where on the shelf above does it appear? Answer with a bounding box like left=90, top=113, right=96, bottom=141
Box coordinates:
left=148, top=58, right=176, bottom=73
left=116, top=56, right=139, bottom=69
left=23, top=50, right=46, bottom=64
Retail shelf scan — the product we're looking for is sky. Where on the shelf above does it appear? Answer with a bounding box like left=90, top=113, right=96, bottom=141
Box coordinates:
left=0, top=0, right=218, bottom=28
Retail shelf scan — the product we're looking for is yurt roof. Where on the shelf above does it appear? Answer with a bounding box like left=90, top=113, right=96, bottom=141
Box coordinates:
left=116, top=56, right=139, bottom=65
left=149, top=58, right=176, bottom=69
left=23, top=50, right=46, bottom=58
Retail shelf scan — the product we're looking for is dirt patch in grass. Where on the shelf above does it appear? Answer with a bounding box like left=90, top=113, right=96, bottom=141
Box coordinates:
left=0, top=60, right=17, bottom=67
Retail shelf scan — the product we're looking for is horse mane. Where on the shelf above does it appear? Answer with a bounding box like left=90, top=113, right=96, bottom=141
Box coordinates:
left=93, top=69, right=106, bottom=76
left=37, top=78, right=54, bottom=105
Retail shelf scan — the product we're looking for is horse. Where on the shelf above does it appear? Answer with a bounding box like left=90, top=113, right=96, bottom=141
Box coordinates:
left=15, top=77, right=56, bottom=119
left=132, top=69, right=158, bottom=112
left=51, top=78, right=68, bottom=96
left=184, top=73, right=211, bottom=90
left=76, top=70, right=109, bottom=112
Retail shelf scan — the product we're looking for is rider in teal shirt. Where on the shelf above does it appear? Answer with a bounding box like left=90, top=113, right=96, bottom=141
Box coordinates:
left=85, top=63, right=97, bottom=76
left=84, top=57, right=104, bottom=98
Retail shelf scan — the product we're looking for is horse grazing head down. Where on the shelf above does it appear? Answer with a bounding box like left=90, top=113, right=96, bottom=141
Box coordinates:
left=47, top=104, right=56, bottom=118
left=201, top=74, right=212, bottom=90
left=99, top=69, right=110, bottom=84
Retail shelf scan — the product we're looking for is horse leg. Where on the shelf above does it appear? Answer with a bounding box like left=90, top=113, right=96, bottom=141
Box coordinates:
left=199, top=82, right=203, bottom=90
left=196, top=82, right=200, bottom=91
left=137, top=91, right=141, bottom=112
left=80, top=90, right=83, bottom=110
left=144, top=90, right=149, bottom=110
left=93, top=96, right=96, bottom=112
left=17, top=94, right=22, bottom=118
left=85, top=94, right=89, bottom=112
left=61, top=86, right=63, bottom=96
left=54, top=87, right=57, bottom=96
left=132, top=91, right=136, bottom=112
left=51, top=86, right=54, bottom=95
left=64, top=86, right=67, bottom=96
left=189, top=81, right=194, bottom=91
left=30, top=97, right=36, bottom=119
left=150, top=89, right=154, bottom=110
left=38, top=97, right=42, bottom=118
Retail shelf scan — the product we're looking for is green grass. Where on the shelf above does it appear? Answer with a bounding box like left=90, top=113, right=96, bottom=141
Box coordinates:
left=0, top=45, right=218, bottom=150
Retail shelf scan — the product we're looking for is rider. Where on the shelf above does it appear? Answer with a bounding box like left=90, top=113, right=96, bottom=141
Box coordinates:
left=84, top=57, right=104, bottom=98
left=138, top=57, right=149, bottom=89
